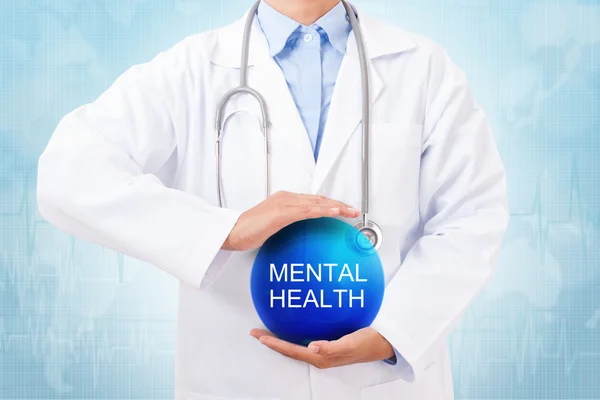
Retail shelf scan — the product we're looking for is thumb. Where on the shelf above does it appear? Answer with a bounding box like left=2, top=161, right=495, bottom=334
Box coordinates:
left=308, top=340, right=346, bottom=356
left=307, top=340, right=328, bottom=354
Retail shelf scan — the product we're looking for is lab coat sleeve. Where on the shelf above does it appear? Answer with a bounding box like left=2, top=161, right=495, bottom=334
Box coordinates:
left=371, top=47, right=509, bottom=382
left=383, top=347, right=414, bottom=377
left=37, top=39, right=242, bottom=288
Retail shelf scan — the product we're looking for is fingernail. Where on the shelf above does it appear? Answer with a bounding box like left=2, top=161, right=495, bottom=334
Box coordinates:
left=348, top=208, right=360, bottom=214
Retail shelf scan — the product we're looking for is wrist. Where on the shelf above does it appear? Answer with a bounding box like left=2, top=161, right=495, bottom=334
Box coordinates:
left=222, top=229, right=241, bottom=251
left=221, top=237, right=234, bottom=251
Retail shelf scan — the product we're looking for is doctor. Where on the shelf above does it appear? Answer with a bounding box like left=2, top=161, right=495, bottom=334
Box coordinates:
left=37, top=0, right=508, bottom=399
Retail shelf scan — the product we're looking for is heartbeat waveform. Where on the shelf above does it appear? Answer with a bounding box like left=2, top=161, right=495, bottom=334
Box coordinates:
left=450, top=153, right=600, bottom=381
left=0, top=315, right=175, bottom=389
left=510, top=153, right=600, bottom=261
left=1, top=177, right=49, bottom=261
left=1, top=233, right=126, bottom=300
left=452, top=311, right=600, bottom=383
left=1, top=176, right=126, bottom=285
left=2, top=154, right=599, bottom=289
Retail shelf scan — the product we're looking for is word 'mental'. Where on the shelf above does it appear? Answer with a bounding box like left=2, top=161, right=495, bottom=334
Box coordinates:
left=269, top=263, right=368, bottom=309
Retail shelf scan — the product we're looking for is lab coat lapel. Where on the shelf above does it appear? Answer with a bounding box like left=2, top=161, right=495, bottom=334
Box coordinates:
left=248, top=27, right=316, bottom=176
left=211, top=8, right=417, bottom=197
left=311, top=31, right=383, bottom=194
left=211, top=12, right=316, bottom=188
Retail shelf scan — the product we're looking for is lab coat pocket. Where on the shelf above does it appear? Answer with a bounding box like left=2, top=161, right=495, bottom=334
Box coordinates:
left=369, top=122, right=423, bottom=226
left=371, top=121, right=423, bottom=155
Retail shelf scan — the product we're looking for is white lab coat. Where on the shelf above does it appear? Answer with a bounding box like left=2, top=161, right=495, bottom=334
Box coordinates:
left=37, top=5, right=509, bottom=400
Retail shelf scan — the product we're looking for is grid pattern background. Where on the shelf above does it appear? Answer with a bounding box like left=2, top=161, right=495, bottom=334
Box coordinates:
left=1, top=0, right=599, bottom=398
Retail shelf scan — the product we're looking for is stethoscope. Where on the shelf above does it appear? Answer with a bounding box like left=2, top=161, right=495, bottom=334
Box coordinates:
left=214, top=0, right=383, bottom=252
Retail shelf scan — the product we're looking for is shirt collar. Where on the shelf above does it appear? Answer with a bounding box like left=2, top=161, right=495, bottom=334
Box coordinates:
left=314, top=1, right=351, bottom=54
left=257, top=1, right=351, bottom=57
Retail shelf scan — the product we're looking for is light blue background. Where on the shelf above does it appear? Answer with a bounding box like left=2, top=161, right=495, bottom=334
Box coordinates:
left=1, top=0, right=599, bottom=398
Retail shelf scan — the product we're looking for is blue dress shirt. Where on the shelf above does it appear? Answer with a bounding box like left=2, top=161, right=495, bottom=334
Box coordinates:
left=256, top=1, right=412, bottom=378
left=256, top=0, right=351, bottom=161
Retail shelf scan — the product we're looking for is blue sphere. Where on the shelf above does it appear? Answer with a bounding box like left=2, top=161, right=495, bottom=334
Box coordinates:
left=251, top=218, right=385, bottom=346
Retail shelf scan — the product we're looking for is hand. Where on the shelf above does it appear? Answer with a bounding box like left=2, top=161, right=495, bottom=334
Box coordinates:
left=222, top=191, right=360, bottom=251
left=250, top=327, right=395, bottom=369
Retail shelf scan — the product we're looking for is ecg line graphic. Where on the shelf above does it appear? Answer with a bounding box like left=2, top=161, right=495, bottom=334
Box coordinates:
left=511, top=154, right=600, bottom=258
left=0, top=175, right=126, bottom=288
left=453, top=311, right=600, bottom=385
left=448, top=150, right=600, bottom=383
left=4, top=152, right=597, bottom=283
left=0, top=316, right=175, bottom=389
left=511, top=152, right=600, bottom=365
left=2, top=147, right=599, bottom=389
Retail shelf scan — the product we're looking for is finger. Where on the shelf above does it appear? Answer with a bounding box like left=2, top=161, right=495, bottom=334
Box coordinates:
left=337, top=207, right=361, bottom=218
left=307, top=340, right=329, bottom=354
left=308, top=339, right=350, bottom=357
left=286, top=205, right=344, bottom=222
left=294, top=194, right=346, bottom=207
left=259, top=335, right=318, bottom=364
left=291, top=194, right=359, bottom=215
left=281, top=206, right=361, bottom=230
left=250, top=329, right=275, bottom=340
left=270, top=206, right=339, bottom=236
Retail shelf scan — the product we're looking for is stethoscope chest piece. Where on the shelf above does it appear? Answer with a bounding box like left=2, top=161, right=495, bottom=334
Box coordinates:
left=353, top=219, right=383, bottom=252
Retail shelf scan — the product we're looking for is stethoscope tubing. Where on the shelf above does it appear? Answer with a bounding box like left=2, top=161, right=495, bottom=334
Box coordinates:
left=214, top=0, right=382, bottom=250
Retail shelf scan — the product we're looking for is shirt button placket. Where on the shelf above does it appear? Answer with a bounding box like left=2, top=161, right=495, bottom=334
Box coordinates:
left=309, top=29, right=322, bottom=158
